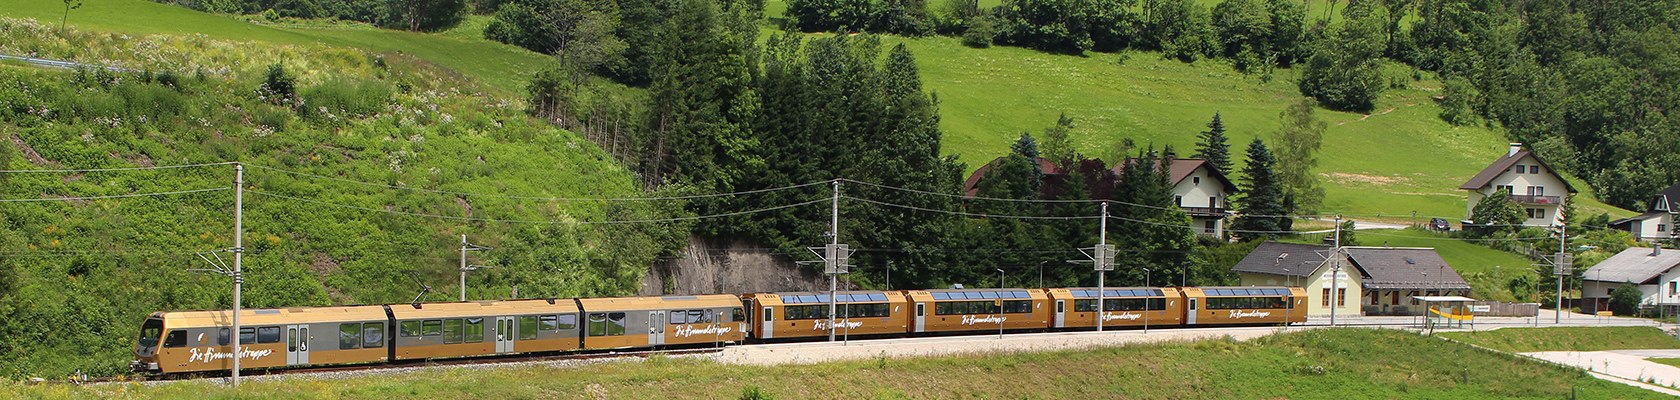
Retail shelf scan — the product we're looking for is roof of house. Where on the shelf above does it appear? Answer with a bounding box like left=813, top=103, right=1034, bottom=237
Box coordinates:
left=1111, top=158, right=1237, bottom=192
left=1458, top=148, right=1578, bottom=192
left=962, top=157, right=1065, bottom=197
left=1610, top=212, right=1668, bottom=228
left=1345, top=247, right=1471, bottom=290
left=1648, top=183, right=1680, bottom=213
left=1583, top=246, right=1680, bottom=285
left=1231, top=242, right=1332, bottom=277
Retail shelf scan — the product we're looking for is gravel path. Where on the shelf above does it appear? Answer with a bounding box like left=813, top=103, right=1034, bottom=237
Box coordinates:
left=1523, top=351, right=1680, bottom=396
left=709, top=326, right=1295, bottom=366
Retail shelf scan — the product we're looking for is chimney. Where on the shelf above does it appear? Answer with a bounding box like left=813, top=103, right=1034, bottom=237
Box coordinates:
left=1508, top=143, right=1523, bottom=157
left=1655, top=244, right=1663, bottom=256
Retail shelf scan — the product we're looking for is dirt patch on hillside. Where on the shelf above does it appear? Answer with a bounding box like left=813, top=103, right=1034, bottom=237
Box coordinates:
left=9, top=134, right=59, bottom=167
left=1322, top=172, right=1410, bottom=186
left=641, top=235, right=829, bottom=295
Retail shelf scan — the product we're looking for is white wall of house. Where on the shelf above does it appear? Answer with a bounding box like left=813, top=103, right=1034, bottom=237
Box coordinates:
left=1627, top=214, right=1675, bottom=242
left=1585, top=268, right=1680, bottom=308
left=1172, top=165, right=1227, bottom=237
left=1236, top=259, right=1362, bottom=317
left=1465, top=153, right=1569, bottom=227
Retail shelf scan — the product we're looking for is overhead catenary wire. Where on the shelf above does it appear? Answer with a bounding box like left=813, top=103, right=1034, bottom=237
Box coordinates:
left=0, top=187, right=229, bottom=202
left=248, top=164, right=829, bottom=202
left=838, top=178, right=1335, bottom=219
left=0, top=162, right=236, bottom=173
left=841, top=195, right=1102, bottom=220
left=248, top=190, right=830, bottom=225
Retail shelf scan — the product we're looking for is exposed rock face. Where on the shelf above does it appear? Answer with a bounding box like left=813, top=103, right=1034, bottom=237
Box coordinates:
left=640, top=235, right=830, bottom=295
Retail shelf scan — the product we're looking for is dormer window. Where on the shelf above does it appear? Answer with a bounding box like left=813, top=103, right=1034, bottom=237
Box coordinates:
left=1656, top=196, right=1670, bottom=212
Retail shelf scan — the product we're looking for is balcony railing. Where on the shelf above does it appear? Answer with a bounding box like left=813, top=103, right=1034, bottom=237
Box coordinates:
left=1180, top=206, right=1228, bottom=217
left=1508, top=195, right=1562, bottom=205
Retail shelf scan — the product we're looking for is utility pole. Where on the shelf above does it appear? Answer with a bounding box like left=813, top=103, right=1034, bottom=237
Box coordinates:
left=1556, top=224, right=1567, bottom=323
left=797, top=180, right=851, bottom=342
left=1098, top=202, right=1109, bottom=332
left=231, top=162, right=243, bottom=387
left=1330, top=214, right=1341, bottom=327
left=458, top=235, right=492, bottom=301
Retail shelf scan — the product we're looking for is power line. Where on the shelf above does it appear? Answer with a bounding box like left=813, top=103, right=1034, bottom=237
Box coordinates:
left=249, top=164, right=828, bottom=201
left=248, top=190, right=828, bottom=225
left=839, top=178, right=1327, bottom=219
left=0, top=162, right=235, bottom=173
left=841, top=195, right=1101, bottom=220
left=0, top=187, right=229, bottom=203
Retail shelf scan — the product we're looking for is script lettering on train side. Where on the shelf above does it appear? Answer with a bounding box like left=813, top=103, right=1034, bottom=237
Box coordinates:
left=1101, top=312, right=1142, bottom=322
left=960, top=315, right=1006, bottom=325
left=188, top=346, right=275, bottom=364
left=813, top=319, right=863, bottom=331
left=674, top=324, right=733, bottom=338
left=1227, top=310, right=1271, bottom=319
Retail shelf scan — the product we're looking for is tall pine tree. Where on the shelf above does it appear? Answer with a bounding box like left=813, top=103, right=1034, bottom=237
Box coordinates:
left=1195, top=112, right=1232, bottom=173
left=1232, top=138, right=1289, bottom=241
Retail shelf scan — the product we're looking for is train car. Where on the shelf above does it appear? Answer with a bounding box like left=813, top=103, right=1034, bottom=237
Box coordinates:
left=904, top=288, right=1051, bottom=334
left=577, top=295, right=746, bottom=350
left=131, top=306, right=389, bottom=374
left=1043, top=287, right=1185, bottom=330
left=387, top=299, right=581, bottom=361
left=1179, top=286, right=1306, bottom=326
left=742, top=291, right=909, bottom=340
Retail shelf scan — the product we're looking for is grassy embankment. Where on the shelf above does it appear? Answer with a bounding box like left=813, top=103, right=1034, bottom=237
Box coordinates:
left=1440, top=327, right=1680, bottom=353
left=5, top=329, right=1667, bottom=399
left=0, top=0, right=548, bottom=93
left=0, top=16, right=674, bottom=378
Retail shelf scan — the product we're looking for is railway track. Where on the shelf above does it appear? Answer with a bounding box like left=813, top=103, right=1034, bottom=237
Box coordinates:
left=70, top=347, right=724, bottom=386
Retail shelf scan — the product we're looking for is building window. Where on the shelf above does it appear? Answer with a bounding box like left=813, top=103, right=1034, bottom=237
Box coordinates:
left=1527, top=208, right=1546, bottom=219
left=1495, top=185, right=1513, bottom=195
left=1322, top=288, right=1330, bottom=307
left=1209, top=196, right=1217, bottom=208
left=1175, top=195, right=1183, bottom=206
left=1193, top=176, right=1201, bottom=185
left=1671, top=281, right=1677, bottom=295
left=1336, top=289, right=1346, bottom=307
left=1204, top=220, right=1216, bottom=233
left=1660, top=224, right=1668, bottom=232
left=1527, top=186, right=1544, bottom=197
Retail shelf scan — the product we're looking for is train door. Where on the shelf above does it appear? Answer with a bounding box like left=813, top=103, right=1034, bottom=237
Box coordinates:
left=648, top=311, right=667, bottom=346
left=1053, top=300, right=1065, bottom=328
left=1186, top=298, right=1198, bottom=325
left=285, top=324, right=309, bottom=366
left=914, top=303, right=926, bottom=332
left=761, top=307, right=774, bottom=339
left=495, top=317, right=515, bottom=353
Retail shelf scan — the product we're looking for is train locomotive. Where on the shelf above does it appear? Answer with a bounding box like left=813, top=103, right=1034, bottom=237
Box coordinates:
left=133, top=286, right=1304, bottom=374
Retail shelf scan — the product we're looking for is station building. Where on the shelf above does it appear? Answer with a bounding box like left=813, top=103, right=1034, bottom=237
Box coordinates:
left=1232, top=242, right=1472, bottom=316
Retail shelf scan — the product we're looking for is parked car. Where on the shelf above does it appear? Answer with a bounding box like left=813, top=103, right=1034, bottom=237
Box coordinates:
left=1428, top=218, right=1451, bottom=232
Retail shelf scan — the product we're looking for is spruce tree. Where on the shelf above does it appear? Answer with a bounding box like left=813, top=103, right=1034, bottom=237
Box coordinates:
left=1011, top=133, right=1042, bottom=193
left=1195, top=112, right=1232, bottom=173
left=1040, top=113, right=1076, bottom=165
left=1232, top=138, right=1288, bottom=241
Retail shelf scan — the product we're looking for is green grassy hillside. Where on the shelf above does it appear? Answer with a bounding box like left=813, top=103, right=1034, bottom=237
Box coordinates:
left=8, top=329, right=1663, bottom=399
left=1442, top=327, right=1680, bottom=353
left=0, top=17, right=677, bottom=378
left=0, top=0, right=549, bottom=93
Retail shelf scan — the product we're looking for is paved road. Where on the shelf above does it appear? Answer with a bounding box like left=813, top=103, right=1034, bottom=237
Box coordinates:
left=1524, top=351, right=1680, bottom=396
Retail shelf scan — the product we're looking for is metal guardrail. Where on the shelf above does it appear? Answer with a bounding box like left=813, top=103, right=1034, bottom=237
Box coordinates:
left=0, top=54, right=133, bottom=73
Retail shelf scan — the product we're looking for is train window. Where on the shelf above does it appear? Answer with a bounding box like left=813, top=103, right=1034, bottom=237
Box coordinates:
left=541, top=315, right=560, bottom=331
left=1073, top=299, right=1097, bottom=312
left=916, top=304, right=924, bottom=317
left=464, top=318, right=484, bottom=343
left=587, top=313, right=608, bottom=337
left=239, top=327, right=256, bottom=344
left=606, top=312, right=626, bottom=336
left=1003, top=300, right=1031, bottom=314
left=1056, top=301, right=1065, bottom=313
left=218, top=328, right=230, bottom=346
left=670, top=310, right=688, bottom=325
left=339, top=324, right=362, bottom=350
left=443, top=319, right=463, bottom=344
left=555, top=314, right=577, bottom=330
left=732, top=308, right=745, bottom=322
left=258, top=326, right=281, bottom=344
left=163, top=330, right=187, bottom=348
left=137, top=319, right=165, bottom=356
left=422, top=320, right=443, bottom=336
left=401, top=321, right=422, bottom=337
left=518, top=316, right=539, bottom=340
left=363, top=322, right=384, bottom=348
left=691, top=310, right=708, bottom=323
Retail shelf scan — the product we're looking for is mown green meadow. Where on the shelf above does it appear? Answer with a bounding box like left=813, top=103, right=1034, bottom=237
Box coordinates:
left=1440, top=327, right=1680, bottom=353
left=6, top=328, right=1664, bottom=399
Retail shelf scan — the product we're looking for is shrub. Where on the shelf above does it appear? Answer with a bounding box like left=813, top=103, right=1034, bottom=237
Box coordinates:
left=1610, top=283, right=1641, bottom=316
left=302, top=78, right=392, bottom=119
left=1439, top=76, right=1480, bottom=126
left=258, top=62, right=298, bottom=106
left=961, top=16, right=996, bottom=48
